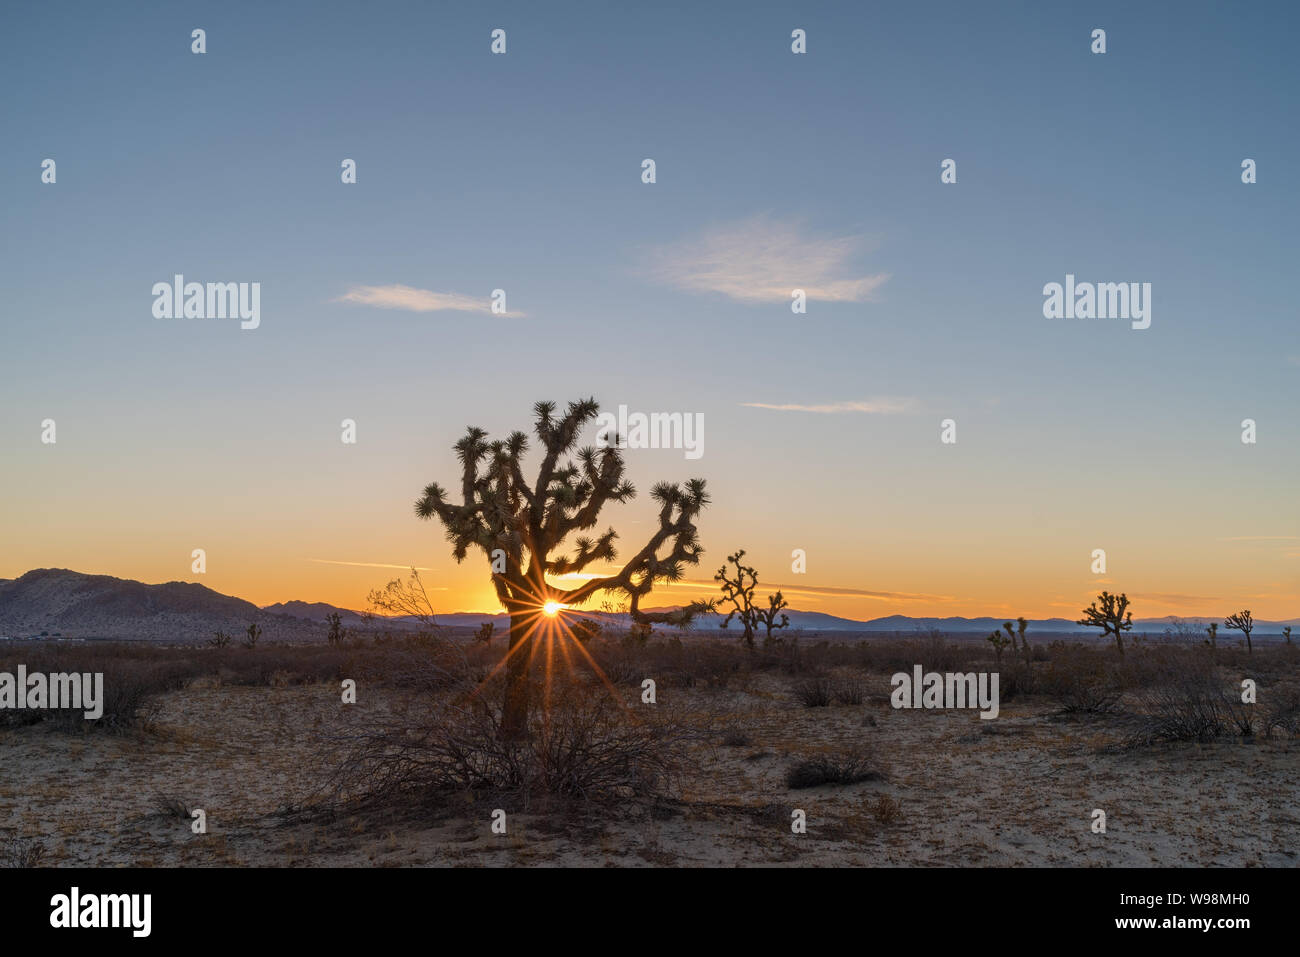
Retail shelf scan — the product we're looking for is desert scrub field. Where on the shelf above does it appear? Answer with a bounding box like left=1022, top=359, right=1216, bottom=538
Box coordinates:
left=1, top=633, right=1296, bottom=866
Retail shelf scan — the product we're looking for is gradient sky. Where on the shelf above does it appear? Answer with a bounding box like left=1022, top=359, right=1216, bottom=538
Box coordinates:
left=3, top=1, right=1298, bottom=622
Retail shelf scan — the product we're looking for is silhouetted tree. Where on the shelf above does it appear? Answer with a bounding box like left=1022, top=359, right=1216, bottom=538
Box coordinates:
left=1284, top=626, right=1293, bottom=647
left=325, top=612, right=348, bottom=645
left=987, top=629, right=1010, bottom=665
left=758, top=591, right=791, bottom=640
left=1223, top=609, right=1254, bottom=654
left=209, top=630, right=232, bottom=648
left=414, top=398, right=711, bottom=739
left=715, top=550, right=759, bottom=646
left=1015, top=616, right=1031, bottom=665
left=367, top=568, right=439, bottom=631
left=242, top=622, right=261, bottom=650
left=1002, top=617, right=1031, bottom=667
left=1077, top=591, right=1132, bottom=655
left=473, top=622, right=494, bottom=646
left=1206, top=621, right=1218, bottom=651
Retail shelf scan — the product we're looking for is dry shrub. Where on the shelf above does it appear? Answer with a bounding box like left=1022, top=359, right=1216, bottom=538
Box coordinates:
left=152, top=793, right=194, bottom=819
left=331, top=677, right=702, bottom=808
left=792, top=675, right=834, bottom=707
left=42, top=660, right=193, bottom=733
left=786, top=749, right=883, bottom=789
left=1126, top=665, right=1254, bottom=746
left=721, top=728, right=752, bottom=747
left=870, top=794, right=903, bottom=825
left=1, top=837, right=46, bottom=868
left=1038, top=644, right=1122, bottom=714
left=347, top=633, right=482, bottom=692
left=1262, top=682, right=1300, bottom=737
left=832, top=676, right=866, bottom=705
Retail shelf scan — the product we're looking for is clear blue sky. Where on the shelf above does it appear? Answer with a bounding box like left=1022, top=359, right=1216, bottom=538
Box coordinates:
left=2, top=1, right=1297, bottom=619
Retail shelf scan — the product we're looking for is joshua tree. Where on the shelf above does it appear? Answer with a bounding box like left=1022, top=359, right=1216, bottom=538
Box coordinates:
left=757, top=590, right=791, bottom=640
left=1014, top=616, right=1030, bottom=665
left=715, top=550, right=759, bottom=646
left=987, top=629, right=1010, bottom=665
left=1002, top=617, right=1030, bottom=667
left=1077, top=591, right=1133, bottom=655
left=325, top=612, right=348, bottom=645
left=714, top=550, right=787, bottom=648
left=1206, top=621, right=1218, bottom=650
left=414, top=398, right=712, bottom=740
left=1284, top=625, right=1293, bottom=647
left=242, top=622, right=261, bottom=650
left=1223, top=610, right=1255, bottom=654
left=473, top=622, right=495, bottom=646
left=209, top=630, right=232, bottom=648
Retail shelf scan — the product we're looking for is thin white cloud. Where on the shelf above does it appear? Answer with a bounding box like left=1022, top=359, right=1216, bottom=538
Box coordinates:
left=1130, top=592, right=1221, bottom=607
left=310, top=559, right=439, bottom=574
left=644, top=215, right=889, bottom=303
left=741, top=398, right=916, bottom=414
left=335, top=284, right=525, bottom=317
left=1219, top=536, right=1300, bottom=542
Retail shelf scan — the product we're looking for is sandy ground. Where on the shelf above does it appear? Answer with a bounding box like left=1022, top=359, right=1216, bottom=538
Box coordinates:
left=1, top=672, right=1296, bottom=867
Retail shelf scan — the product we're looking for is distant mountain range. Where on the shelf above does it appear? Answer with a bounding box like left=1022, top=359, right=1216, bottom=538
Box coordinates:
left=1, top=569, right=1295, bottom=641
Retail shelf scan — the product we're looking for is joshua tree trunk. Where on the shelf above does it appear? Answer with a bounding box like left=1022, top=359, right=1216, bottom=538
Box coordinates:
left=502, top=603, right=532, bottom=740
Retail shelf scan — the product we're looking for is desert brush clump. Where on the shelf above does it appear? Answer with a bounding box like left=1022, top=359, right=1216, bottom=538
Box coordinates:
left=329, top=675, right=704, bottom=808
left=786, top=748, right=884, bottom=789
left=1123, top=657, right=1256, bottom=746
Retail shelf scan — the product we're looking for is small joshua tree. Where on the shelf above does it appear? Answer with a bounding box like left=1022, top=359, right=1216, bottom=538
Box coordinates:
left=473, top=622, right=495, bottom=646
left=209, top=630, right=232, bottom=648
left=1015, top=616, right=1030, bottom=666
left=757, top=591, right=791, bottom=641
left=1206, top=621, right=1218, bottom=650
left=242, top=622, right=261, bottom=650
left=1284, top=625, right=1293, bottom=647
left=987, top=629, right=1010, bottom=665
left=1077, top=591, right=1133, bottom=655
left=325, top=612, right=348, bottom=645
left=715, top=550, right=786, bottom=649
left=1002, top=617, right=1031, bottom=667
left=1223, top=610, right=1255, bottom=654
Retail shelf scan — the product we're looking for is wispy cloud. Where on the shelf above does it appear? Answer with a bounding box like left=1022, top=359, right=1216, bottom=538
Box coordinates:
left=644, top=215, right=889, bottom=303
left=334, top=284, right=525, bottom=317
left=1219, top=536, right=1300, bottom=542
left=1130, top=592, right=1221, bottom=607
left=741, top=398, right=916, bottom=414
left=310, top=559, right=439, bottom=573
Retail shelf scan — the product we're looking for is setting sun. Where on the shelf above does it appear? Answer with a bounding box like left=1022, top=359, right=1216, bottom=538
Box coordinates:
left=542, top=601, right=564, bottom=617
